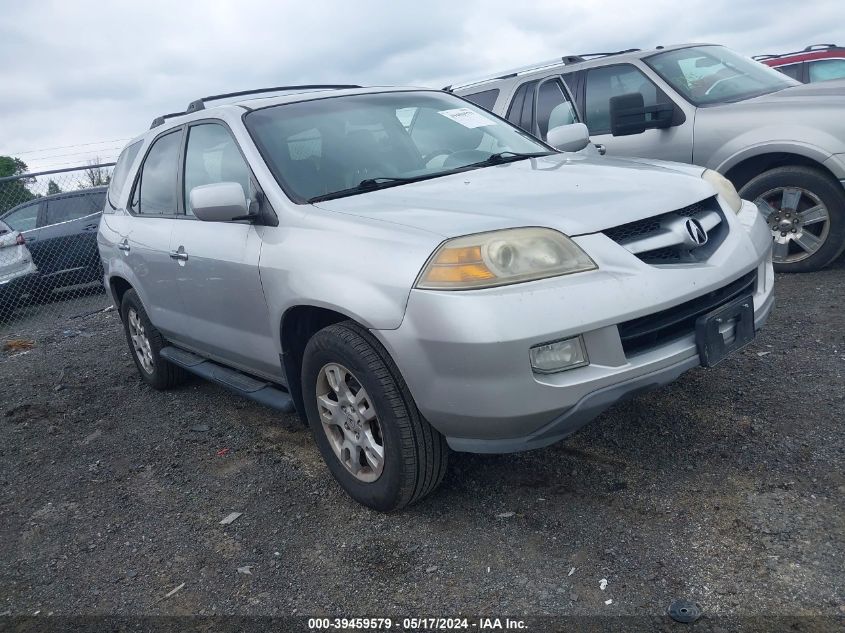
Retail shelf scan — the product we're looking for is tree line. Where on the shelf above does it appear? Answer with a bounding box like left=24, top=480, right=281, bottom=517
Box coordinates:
left=0, top=155, right=111, bottom=214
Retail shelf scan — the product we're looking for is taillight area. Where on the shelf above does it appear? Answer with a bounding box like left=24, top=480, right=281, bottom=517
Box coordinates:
left=16, top=234, right=26, bottom=246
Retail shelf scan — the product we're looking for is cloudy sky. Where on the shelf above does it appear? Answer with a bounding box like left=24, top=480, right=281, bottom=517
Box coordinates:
left=0, top=0, right=841, bottom=172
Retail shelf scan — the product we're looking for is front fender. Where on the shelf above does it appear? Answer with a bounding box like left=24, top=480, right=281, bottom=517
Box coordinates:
left=711, top=138, right=836, bottom=175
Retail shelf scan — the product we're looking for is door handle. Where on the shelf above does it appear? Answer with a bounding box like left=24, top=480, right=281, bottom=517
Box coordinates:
left=169, top=250, right=188, bottom=261
left=117, top=240, right=130, bottom=253
left=594, top=143, right=607, bottom=156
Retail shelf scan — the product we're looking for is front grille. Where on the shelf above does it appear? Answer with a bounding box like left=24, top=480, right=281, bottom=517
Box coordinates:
left=617, top=270, right=757, bottom=356
left=603, top=196, right=727, bottom=265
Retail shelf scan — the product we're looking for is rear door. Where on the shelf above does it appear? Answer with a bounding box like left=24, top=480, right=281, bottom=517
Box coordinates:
left=123, top=128, right=186, bottom=338
left=168, top=121, right=278, bottom=378
left=36, top=191, right=105, bottom=287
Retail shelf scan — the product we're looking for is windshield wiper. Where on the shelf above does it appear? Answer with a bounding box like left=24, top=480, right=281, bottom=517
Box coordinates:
left=306, top=152, right=555, bottom=203
left=307, top=175, right=437, bottom=203
left=462, top=150, right=556, bottom=168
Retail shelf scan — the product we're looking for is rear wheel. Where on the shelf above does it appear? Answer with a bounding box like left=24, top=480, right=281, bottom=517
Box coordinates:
left=301, top=320, right=448, bottom=511
left=120, top=289, right=187, bottom=390
left=739, top=166, right=845, bottom=272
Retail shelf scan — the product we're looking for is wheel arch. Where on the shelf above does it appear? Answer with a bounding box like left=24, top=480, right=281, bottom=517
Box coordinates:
left=109, top=275, right=134, bottom=308
left=722, top=150, right=840, bottom=190
left=279, top=304, right=359, bottom=422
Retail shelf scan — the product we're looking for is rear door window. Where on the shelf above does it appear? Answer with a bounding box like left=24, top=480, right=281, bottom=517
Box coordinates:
left=505, top=81, right=539, bottom=133
left=2, top=202, right=40, bottom=232
left=774, top=63, right=804, bottom=81
left=131, top=130, right=182, bottom=215
left=44, top=192, right=105, bottom=226
left=506, top=83, right=528, bottom=128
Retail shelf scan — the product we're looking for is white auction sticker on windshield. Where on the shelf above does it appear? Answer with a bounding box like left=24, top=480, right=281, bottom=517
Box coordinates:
left=437, top=108, right=496, bottom=128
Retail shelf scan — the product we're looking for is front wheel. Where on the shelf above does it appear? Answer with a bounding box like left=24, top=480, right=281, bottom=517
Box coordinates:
left=739, top=166, right=845, bottom=272
left=301, top=321, right=448, bottom=511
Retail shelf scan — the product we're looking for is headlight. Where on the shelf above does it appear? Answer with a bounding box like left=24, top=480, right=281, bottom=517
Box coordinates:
left=702, top=169, right=741, bottom=213
left=416, top=227, right=596, bottom=290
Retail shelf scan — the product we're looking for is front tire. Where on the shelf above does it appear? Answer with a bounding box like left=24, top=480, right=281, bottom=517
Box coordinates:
left=120, top=289, right=187, bottom=390
left=739, top=166, right=845, bottom=272
left=301, top=321, right=448, bottom=511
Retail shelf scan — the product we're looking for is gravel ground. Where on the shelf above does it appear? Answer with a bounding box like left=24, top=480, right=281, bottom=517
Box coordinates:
left=0, top=263, right=843, bottom=626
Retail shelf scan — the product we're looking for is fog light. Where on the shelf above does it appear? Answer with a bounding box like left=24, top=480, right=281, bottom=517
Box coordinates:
left=529, top=336, right=588, bottom=373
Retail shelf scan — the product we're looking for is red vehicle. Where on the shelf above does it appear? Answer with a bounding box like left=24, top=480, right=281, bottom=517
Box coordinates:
left=754, top=44, right=845, bottom=83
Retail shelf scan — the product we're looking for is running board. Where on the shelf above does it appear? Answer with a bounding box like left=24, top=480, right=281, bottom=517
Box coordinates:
left=159, top=346, right=295, bottom=413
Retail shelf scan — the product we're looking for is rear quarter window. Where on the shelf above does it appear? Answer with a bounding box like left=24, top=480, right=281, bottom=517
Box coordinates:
left=106, top=140, right=143, bottom=210
left=461, top=89, right=499, bottom=111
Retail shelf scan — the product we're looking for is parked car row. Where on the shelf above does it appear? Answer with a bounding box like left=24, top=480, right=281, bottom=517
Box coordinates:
left=0, top=187, right=106, bottom=319
left=449, top=43, right=845, bottom=273
left=8, top=41, right=838, bottom=509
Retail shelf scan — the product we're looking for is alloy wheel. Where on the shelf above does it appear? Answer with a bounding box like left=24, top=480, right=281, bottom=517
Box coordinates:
left=127, top=308, right=154, bottom=374
left=755, top=186, right=830, bottom=264
left=315, top=363, right=385, bottom=483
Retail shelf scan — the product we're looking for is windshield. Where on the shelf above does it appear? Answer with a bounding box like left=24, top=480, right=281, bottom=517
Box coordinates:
left=645, top=45, right=799, bottom=106
left=244, top=91, right=552, bottom=202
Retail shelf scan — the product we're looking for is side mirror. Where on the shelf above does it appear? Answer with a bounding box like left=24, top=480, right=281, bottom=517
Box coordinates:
left=190, top=182, right=249, bottom=222
left=609, top=93, right=675, bottom=136
left=546, top=122, right=591, bottom=153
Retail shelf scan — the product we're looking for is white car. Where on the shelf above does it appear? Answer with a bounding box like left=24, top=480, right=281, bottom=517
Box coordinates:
left=0, top=219, right=38, bottom=320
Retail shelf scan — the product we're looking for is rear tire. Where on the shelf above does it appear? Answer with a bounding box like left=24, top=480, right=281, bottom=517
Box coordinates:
left=120, top=289, right=187, bottom=390
left=301, top=320, right=448, bottom=511
left=739, top=166, right=845, bottom=273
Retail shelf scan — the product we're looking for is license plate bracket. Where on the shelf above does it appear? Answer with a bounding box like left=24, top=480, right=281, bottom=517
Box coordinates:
left=695, top=294, right=755, bottom=367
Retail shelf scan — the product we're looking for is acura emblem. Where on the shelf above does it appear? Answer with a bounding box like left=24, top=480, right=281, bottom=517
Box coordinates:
left=685, top=218, right=708, bottom=246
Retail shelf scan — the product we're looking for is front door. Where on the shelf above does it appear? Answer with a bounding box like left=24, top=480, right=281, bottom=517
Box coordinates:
left=580, top=63, right=694, bottom=164
left=169, top=122, right=279, bottom=379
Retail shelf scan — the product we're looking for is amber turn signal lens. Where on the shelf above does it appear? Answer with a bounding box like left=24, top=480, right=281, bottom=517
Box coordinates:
left=421, top=245, right=496, bottom=283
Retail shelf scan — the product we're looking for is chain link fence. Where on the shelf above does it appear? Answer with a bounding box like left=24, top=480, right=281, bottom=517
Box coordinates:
left=0, top=164, right=116, bottom=358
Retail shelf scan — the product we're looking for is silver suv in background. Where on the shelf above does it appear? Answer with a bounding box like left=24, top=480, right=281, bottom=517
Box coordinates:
left=449, top=44, right=845, bottom=273
left=99, top=85, right=773, bottom=510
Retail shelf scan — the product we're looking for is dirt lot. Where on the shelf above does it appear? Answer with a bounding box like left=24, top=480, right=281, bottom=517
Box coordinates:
left=1, top=263, right=843, bottom=626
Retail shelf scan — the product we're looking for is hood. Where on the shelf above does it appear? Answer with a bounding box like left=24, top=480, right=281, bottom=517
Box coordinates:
left=743, top=79, right=845, bottom=105
left=693, top=79, right=845, bottom=159
left=312, top=154, right=714, bottom=238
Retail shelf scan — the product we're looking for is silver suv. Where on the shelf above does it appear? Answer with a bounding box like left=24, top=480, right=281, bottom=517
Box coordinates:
left=449, top=44, right=845, bottom=273
left=99, top=85, right=774, bottom=510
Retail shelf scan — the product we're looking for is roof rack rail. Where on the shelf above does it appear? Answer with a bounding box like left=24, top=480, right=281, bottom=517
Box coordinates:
left=444, top=48, right=641, bottom=91
left=150, top=84, right=362, bottom=129
left=575, top=48, right=641, bottom=59
left=184, top=84, right=361, bottom=113
left=150, top=112, right=190, bottom=129
left=753, top=44, right=841, bottom=62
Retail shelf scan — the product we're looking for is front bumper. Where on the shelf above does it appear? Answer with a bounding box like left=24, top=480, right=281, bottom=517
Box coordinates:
left=376, top=199, right=775, bottom=453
